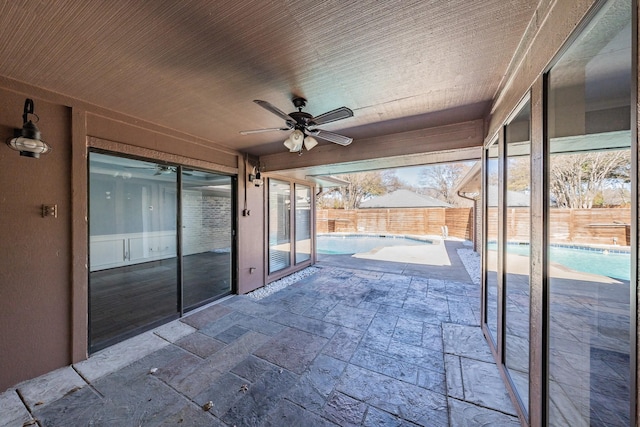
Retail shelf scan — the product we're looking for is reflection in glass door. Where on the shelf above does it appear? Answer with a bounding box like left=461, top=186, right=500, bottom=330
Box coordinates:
left=485, top=142, right=499, bottom=343
left=504, top=100, right=531, bottom=413
left=546, top=1, right=631, bottom=424
left=269, top=179, right=291, bottom=273
left=89, top=153, right=235, bottom=352
left=182, top=169, right=234, bottom=310
left=89, top=153, right=178, bottom=352
left=295, top=184, right=311, bottom=264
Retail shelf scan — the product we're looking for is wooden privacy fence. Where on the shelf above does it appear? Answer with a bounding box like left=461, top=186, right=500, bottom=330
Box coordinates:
left=317, top=208, right=473, bottom=240
left=486, top=207, right=631, bottom=246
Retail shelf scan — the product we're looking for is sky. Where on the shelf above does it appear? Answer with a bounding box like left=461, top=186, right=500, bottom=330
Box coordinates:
left=391, top=165, right=425, bottom=185
left=390, top=160, right=479, bottom=186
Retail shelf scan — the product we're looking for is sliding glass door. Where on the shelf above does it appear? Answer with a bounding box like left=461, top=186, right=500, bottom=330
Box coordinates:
left=268, top=179, right=314, bottom=276
left=268, top=179, right=291, bottom=273
left=546, top=1, right=631, bottom=424
left=484, top=141, right=499, bottom=344
left=481, top=0, right=633, bottom=423
left=181, top=169, right=234, bottom=310
left=89, top=153, right=179, bottom=351
left=295, top=184, right=312, bottom=264
left=504, top=99, right=531, bottom=413
left=89, top=152, right=234, bottom=352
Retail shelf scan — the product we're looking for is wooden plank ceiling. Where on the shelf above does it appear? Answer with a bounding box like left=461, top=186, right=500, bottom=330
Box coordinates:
left=0, top=0, right=537, bottom=156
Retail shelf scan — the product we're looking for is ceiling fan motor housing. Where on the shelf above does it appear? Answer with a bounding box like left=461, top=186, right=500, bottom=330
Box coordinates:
left=289, top=111, right=315, bottom=128
left=292, top=96, right=307, bottom=109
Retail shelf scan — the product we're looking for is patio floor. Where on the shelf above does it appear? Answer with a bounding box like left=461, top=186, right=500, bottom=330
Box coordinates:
left=2, top=241, right=519, bottom=426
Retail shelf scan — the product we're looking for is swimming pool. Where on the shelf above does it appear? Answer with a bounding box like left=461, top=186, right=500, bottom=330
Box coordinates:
left=317, top=234, right=434, bottom=255
left=488, top=242, right=630, bottom=281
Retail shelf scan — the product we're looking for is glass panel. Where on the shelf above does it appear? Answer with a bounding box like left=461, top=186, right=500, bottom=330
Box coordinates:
left=182, top=169, right=233, bottom=309
left=89, top=153, right=178, bottom=352
left=295, top=184, right=312, bottom=264
left=269, top=179, right=291, bottom=273
left=505, top=100, right=531, bottom=412
left=547, top=1, right=631, bottom=425
left=485, top=142, right=499, bottom=343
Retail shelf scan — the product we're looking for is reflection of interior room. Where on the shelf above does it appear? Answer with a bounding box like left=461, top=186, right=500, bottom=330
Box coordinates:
left=89, top=152, right=233, bottom=352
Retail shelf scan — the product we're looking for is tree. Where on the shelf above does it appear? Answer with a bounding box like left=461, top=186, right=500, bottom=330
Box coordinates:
left=381, top=170, right=404, bottom=193
left=418, top=162, right=474, bottom=206
left=549, top=150, right=630, bottom=208
left=506, top=157, right=530, bottom=192
left=317, top=171, right=391, bottom=209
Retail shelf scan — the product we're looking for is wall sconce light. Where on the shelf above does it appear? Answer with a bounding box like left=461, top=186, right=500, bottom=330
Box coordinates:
left=248, top=166, right=263, bottom=187
left=6, top=98, right=51, bottom=158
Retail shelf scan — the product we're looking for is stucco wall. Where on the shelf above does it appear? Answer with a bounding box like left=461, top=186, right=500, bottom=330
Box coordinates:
left=0, top=90, right=72, bottom=390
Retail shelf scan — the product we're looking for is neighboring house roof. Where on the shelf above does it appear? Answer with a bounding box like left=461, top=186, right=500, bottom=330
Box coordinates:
left=360, top=189, right=451, bottom=208
left=487, top=186, right=530, bottom=207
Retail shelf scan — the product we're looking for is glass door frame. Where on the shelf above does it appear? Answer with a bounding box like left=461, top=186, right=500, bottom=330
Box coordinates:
left=266, top=176, right=315, bottom=283
left=88, top=149, right=237, bottom=352
left=481, top=93, right=533, bottom=423
left=179, top=166, right=237, bottom=315
left=482, top=135, right=500, bottom=351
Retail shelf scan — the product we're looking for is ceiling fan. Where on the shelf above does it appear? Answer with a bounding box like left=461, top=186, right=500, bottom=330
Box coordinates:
left=240, top=97, right=354, bottom=153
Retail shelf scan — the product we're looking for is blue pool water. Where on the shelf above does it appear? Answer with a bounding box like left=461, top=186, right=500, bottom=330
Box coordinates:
left=317, top=234, right=433, bottom=255
left=489, top=242, right=630, bottom=281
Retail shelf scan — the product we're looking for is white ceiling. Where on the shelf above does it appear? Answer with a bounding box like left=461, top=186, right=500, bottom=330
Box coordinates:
left=0, top=0, right=538, bottom=156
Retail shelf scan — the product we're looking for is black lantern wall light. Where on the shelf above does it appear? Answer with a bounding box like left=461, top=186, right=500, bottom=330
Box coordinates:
left=6, top=98, right=51, bottom=158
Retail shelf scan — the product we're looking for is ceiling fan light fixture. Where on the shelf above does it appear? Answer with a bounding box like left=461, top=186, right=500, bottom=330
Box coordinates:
left=284, top=129, right=304, bottom=152
left=303, top=135, right=318, bottom=150
left=283, top=136, right=296, bottom=151
left=290, top=129, right=303, bottom=143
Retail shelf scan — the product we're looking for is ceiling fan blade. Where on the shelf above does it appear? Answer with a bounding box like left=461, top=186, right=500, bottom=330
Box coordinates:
left=240, top=127, right=290, bottom=135
left=313, top=106, right=354, bottom=125
left=253, top=100, right=295, bottom=123
left=309, top=129, right=353, bottom=146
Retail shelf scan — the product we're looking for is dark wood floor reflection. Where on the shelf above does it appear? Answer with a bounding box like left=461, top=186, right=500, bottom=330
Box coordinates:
left=90, top=252, right=231, bottom=351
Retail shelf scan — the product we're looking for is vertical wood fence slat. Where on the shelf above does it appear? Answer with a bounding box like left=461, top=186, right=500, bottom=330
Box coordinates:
left=317, top=207, right=630, bottom=245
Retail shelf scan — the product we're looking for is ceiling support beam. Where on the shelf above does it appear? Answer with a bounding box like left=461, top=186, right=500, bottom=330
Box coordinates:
left=261, top=119, right=484, bottom=174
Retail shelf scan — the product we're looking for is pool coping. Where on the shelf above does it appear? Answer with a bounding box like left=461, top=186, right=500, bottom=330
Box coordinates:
left=486, top=239, right=631, bottom=254
left=317, top=232, right=441, bottom=245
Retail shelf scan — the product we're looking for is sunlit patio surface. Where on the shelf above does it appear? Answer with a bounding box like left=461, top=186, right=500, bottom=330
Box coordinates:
left=2, top=240, right=520, bottom=426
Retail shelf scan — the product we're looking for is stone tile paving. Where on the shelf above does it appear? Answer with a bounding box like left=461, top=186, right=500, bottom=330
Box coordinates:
left=3, top=259, right=519, bottom=426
